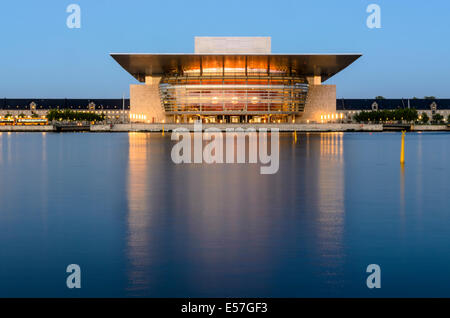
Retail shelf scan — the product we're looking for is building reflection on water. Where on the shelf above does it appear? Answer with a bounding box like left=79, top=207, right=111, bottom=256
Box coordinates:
left=125, top=131, right=347, bottom=296
left=125, top=132, right=276, bottom=296
left=0, top=133, right=3, bottom=165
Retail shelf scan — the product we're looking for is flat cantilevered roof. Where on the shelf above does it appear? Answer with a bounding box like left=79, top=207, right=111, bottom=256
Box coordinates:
left=110, top=53, right=362, bottom=82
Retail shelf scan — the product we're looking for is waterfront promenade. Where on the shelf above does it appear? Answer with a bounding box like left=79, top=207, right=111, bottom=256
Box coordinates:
left=92, top=123, right=384, bottom=132
left=0, top=123, right=449, bottom=132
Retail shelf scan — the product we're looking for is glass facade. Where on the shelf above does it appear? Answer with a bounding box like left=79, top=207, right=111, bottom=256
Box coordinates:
left=160, top=75, right=308, bottom=115
left=158, top=55, right=310, bottom=122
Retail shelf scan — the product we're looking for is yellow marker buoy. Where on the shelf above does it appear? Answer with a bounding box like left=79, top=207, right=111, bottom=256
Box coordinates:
left=400, top=130, right=405, bottom=164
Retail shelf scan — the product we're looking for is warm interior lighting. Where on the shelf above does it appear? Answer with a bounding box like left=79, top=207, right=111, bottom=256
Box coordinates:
left=160, top=75, right=308, bottom=114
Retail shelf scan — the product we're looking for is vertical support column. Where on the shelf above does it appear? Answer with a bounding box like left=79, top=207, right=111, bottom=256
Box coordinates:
left=245, top=77, right=248, bottom=112
left=245, top=55, right=248, bottom=77
left=200, top=56, right=203, bottom=76
left=200, top=77, right=202, bottom=112
left=222, top=77, right=225, bottom=111
left=306, top=76, right=322, bottom=85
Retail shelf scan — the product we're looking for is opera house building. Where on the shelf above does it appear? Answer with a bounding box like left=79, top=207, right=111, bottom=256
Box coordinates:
left=111, top=37, right=361, bottom=124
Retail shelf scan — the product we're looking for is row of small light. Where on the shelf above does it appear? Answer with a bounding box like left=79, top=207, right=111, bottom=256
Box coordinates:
left=321, top=113, right=344, bottom=123
left=130, top=113, right=146, bottom=121
left=0, top=115, right=46, bottom=119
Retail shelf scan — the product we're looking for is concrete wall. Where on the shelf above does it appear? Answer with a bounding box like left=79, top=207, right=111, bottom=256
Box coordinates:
left=412, top=125, right=449, bottom=131
left=299, top=85, right=336, bottom=123
left=195, top=37, right=271, bottom=54
left=130, top=76, right=169, bottom=123
left=0, top=125, right=54, bottom=131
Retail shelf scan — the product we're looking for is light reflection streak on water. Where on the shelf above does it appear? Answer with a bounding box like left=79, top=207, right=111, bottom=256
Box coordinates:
left=0, top=132, right=2, bottom=164
left=126, top=133, right=152, bottom=293
left=7, top=132, right=12, bottom=163
left=316, top=133, right=345, bottom=287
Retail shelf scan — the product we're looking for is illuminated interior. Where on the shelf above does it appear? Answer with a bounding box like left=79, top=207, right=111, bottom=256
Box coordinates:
left=160, top=76, right=308, bottom=116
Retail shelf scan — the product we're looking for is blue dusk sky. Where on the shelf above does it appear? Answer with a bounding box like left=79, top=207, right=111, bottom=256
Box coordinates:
left=0, top=0, right=449, bottom=98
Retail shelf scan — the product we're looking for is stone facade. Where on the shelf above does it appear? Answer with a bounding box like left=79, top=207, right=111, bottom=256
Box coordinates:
left=130, top=76, right=168, bottom=123
left=298, top=85, right=336, bottom=123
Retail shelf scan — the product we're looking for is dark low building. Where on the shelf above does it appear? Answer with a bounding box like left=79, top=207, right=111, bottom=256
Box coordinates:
left=0, top=98, right=130, bottom=111
left=0, top=98, right=130, bottom=122
left=336, top=98, right=450, bottom=122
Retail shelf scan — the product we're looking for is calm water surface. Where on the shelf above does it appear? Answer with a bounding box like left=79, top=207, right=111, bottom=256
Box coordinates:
left=0, top=132, right=449, bottom=297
